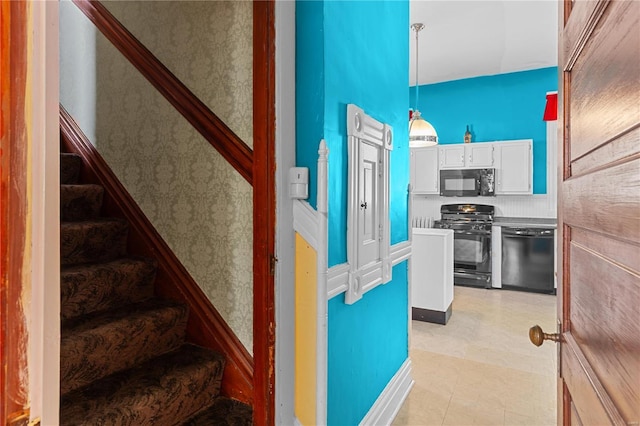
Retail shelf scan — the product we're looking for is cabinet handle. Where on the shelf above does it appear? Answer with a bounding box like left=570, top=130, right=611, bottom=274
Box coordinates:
left=360, top=201, right=368, bottom=210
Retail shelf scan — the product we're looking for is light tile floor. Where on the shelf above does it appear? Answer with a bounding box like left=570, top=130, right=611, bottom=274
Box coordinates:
left=393, top=286, right=557, bottom=426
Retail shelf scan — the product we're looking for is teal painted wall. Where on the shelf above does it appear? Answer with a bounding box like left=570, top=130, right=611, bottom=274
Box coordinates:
left=295, top=1, right=325, bottom=208
left=327, top=263, right=409, bottom=425
left=411, top=67, right=558, bottom=193
left=296, top=1, right=410, bottom=424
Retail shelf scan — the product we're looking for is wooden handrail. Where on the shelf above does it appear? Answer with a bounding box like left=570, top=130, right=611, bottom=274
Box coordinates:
left=60, top=105, right=254, bottom=404
left=71, top=0, right=253, bottom=184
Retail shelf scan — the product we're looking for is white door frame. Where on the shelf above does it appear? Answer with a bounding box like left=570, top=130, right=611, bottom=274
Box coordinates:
left=29, top=1, right=61, bottom=424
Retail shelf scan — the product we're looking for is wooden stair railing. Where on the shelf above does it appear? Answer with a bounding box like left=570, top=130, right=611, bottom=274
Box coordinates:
left=71, top=0, right=253, bottom=184
left=60, top=105, right=254, bottom=404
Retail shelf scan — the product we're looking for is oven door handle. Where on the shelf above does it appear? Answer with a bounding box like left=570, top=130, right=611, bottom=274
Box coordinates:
left=453, top=229, right=491, bottom=236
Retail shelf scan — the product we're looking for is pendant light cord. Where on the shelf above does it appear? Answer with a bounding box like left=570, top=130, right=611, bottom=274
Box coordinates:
left=414, top=25, right=420, bottom=110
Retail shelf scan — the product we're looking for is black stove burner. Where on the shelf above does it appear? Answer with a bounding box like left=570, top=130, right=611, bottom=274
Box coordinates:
left=437, top=203, right=495, bottom=225
left=434, top=220, right=492, bottom=231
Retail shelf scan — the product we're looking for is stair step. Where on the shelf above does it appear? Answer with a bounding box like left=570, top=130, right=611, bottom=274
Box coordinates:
left=61, top=153, right=83, bottom=184
left=60, top=344, right=226, bottom=426
left=61, top=257, right=157, bottom=322
left=182, top=397, right=253, bottom=426
left=61, top=218, right=128, bottom=266
left=60, top=299, right=188, bottom=395
left=61, top=184, right=104, bottom=221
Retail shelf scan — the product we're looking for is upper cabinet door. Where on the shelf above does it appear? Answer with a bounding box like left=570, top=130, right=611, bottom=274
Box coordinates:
left=440, top=143, right=495, bottom=169
left=466, top=144, right=495, bottom=168
left=439, top=145, right=466, bottom=169
left=411, top=147, right=439, bottom=194
left=495, top=140, right=533, bottom=194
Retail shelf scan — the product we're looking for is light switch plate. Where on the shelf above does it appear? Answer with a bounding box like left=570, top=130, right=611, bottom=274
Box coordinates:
left=289, top=167, right=308, bottom=199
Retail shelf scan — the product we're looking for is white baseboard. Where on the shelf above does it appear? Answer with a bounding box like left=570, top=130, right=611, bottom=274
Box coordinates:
left=359, top=358, right=414, bottom=426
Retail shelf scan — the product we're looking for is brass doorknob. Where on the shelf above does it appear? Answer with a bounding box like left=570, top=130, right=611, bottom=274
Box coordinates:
left=529, top=325, right=560, bottom=347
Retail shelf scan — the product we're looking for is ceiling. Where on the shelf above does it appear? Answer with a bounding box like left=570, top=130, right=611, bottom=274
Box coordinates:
left=410, top=0, right=558, bottom=85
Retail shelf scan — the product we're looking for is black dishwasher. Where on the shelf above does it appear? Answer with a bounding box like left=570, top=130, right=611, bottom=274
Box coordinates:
left=501, top=227, right=555, bottom=294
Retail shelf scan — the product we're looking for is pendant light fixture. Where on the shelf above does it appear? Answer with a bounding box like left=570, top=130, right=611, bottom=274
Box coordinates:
left=409, top=23, right=438, bottom=147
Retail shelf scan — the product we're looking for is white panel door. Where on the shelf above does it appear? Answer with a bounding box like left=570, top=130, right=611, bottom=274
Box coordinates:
left=358, top=141, right=380, bottom=268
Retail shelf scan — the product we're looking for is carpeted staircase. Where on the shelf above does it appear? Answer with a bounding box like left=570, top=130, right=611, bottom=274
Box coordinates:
left=59, top=152, right=253, bottom=425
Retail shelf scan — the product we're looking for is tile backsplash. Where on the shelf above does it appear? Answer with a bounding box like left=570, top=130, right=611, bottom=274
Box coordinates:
left=413, top=193, right=557, bottom=223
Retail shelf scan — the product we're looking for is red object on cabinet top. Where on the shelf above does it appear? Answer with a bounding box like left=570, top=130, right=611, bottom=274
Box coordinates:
left=543, top=92, right=557, bottom=121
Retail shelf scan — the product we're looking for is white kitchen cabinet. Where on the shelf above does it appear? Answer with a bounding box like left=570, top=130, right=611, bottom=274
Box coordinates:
left=466, top=143, right=495, bottom=168
left=439, top=145, right=466, bottom=168
left=495, top=139, right=533, bottom=194
left=411, top=228, right=454, bottom=324
left=410, top=147, right=439, bottom=194
left=439, top=143, right=494, bottom=169
left=412, top=139, right=533, bottom=196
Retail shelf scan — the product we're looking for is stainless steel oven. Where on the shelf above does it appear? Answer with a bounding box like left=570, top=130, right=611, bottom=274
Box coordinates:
left=434, top=204, right=494, bottom=288
left=440, top=168, right=495, bottom=197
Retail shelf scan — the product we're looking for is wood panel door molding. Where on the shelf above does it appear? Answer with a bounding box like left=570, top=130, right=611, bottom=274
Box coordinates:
left=557, top=0, right=640, bottom=424
left=252, top=2, right=276, bottom=425
left=1, top=2, right=30, bottom=423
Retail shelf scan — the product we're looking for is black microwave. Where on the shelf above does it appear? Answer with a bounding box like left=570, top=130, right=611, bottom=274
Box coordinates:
left=440, top=168, right=495, bottom=197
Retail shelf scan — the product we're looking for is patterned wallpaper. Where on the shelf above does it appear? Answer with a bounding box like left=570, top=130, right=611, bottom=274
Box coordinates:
left=62, top=1, right=254, bottom=351
left=103, top=1, right=253, bottom=146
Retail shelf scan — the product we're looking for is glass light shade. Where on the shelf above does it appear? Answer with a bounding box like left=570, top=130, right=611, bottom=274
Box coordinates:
left=409, top=110, right=438, bottom=147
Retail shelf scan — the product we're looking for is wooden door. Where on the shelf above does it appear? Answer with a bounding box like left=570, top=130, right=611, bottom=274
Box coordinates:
left=554, top=0, right=639, bottom=424
left=1, top=2, right=31, bottom=424
left=253, top=3, right=276, bottom=425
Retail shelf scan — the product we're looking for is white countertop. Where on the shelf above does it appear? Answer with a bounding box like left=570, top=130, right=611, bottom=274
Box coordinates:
left=412, top=227, right=454, bottom=236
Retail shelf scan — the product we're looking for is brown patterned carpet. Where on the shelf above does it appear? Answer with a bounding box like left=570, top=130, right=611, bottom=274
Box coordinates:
left=60, top=152, right=252, bottom=426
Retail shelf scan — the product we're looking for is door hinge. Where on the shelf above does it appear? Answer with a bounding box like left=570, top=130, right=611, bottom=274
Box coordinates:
left=270, top=255, right=278, bottom=276
left=379, top=224, right=384, bottom=241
